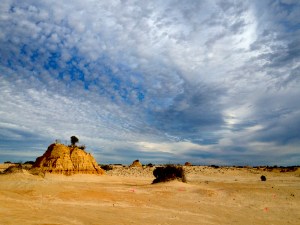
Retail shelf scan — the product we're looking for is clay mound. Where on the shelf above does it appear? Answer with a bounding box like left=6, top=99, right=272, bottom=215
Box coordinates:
left=130, top=159, right=142, bottom=168
left=32, top=143, right=105, bottom=175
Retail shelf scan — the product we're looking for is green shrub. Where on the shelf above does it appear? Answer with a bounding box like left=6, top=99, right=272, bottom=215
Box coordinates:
left=152, top=165, right=186, bottom=184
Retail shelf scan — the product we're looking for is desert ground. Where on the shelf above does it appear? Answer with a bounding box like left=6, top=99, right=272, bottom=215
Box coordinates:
left=0, top=165, right=299, bottom=225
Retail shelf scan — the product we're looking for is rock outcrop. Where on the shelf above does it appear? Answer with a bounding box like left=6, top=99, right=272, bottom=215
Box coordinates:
left=130, top=159, right=142, bottom=168
left=32, top=143, right=105, bottom=175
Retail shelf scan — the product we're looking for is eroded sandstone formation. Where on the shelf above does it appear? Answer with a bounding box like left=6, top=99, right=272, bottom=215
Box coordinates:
left=130, top=159, right=142, bottom=168
left=32, top=143, right=105, bottom=175
left=184, top=162, right=192, bottom=166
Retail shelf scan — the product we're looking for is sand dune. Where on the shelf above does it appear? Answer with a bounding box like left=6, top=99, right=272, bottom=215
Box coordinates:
left=0, top=166, right=299, bottom=225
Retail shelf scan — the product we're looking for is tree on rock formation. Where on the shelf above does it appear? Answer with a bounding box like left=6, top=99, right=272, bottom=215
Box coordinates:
left=70, top=136, right=79, bottom=146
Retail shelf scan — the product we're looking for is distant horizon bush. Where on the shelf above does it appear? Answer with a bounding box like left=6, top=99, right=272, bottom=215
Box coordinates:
left=210, top=165, right=219, bottom=169
left=100, top=165, right=113, bottom=171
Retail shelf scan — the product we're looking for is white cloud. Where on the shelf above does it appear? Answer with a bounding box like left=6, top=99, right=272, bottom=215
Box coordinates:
left=134, top=140, right=211, bottom=154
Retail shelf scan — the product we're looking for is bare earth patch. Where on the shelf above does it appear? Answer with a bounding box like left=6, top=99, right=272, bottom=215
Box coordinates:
left=0, top=166, right=299, bottom=225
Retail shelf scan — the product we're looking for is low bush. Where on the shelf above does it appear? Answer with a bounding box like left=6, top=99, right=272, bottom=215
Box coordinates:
left=100, top=165, right=113, bottom=171
left=211, top=165, right=219, bottom=169
left=261, top=175, right=267, bottom=181
left=78, top=145, right=86, bottom=150
left=152, top=165, right=186, bottom=184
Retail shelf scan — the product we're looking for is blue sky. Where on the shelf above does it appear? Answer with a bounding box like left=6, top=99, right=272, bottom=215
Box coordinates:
left=0, top=0, right=299, bottom=165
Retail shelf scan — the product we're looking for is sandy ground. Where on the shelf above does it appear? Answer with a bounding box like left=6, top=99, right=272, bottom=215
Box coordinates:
left=0, top=166, right=299, bottom=225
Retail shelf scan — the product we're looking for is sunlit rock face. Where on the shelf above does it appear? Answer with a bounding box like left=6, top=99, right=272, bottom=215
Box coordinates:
left=129, top=159, right=142, bottom=168
left=33, top=143, right=105, bottom=175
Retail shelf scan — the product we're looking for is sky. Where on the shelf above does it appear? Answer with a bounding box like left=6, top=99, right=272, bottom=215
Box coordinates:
left=0, top=0, right=299, bottom=166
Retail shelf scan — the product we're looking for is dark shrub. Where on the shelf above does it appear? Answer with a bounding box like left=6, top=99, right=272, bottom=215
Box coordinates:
left=78, top=145, right=86, bottom=150
left=147, top=163, right=154, bottom=167
left=24, top=161, right=35, bottom=165
left=282, top=166, right=297, bottom=172
left=261, top=175, right=267, bottom=181
left=4, top=161, right=12, bottom=164
left=211, top=165, right=219, bottom=169
left=101, top=165, right=113, bottom=171
left=152, top=165, right=186, bottom=184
